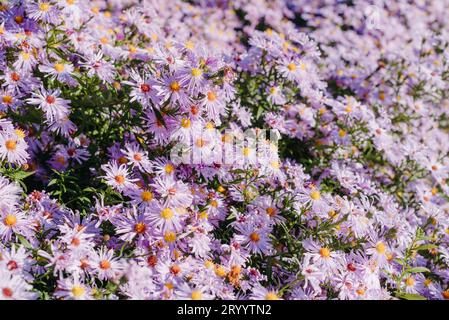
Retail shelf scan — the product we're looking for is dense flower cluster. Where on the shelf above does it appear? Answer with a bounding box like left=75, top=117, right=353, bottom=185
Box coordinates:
left=0, top=0, right=448, bottom=300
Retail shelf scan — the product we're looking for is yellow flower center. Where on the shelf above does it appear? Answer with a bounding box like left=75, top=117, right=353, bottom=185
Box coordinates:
left=265, top=292, right=279, bottom=300
left=338, top=129, right=347, bottom=137
left=431, top=187, right=438, bottom=196
left=328, top=210, right=337, bottom=218
left=199, top=211, right=208, bottom=219
left=164, top=231, right=176, bottom=243
left=161, top=208, right=174, bottom=220
left=181, top=118, right=191, bottom=128
left=195, top=138, right=206, bottom=148
left=91, top=6, right=100, bottom=14
left=215, top=265, right=227, bottom=277
left=310, top=190, right=321, bottom=200
left=222, top=133, right=232, bottom=143
left=191, top=68, right=202, bottom=77
left=210, top=200, right=218, bottom=208
left=191, top=290, right=202, bottom=300
left=15, top=129, right=26, bottom=139
left=376, top=242, right=386, bottom=254
left=4, top=214, right=17, bottom=227
left=270, top=160, right=280, bottom=169
left=39, top=2, right=50, bottom=12
left=185, top=40, right=194, bottom=50
left=287, top=63, right=296, bottom=71
left=165, top=164, right=174, bottom=174
left=405, top=277, right=415, bottom=286
left=21, top=52, right=30, bottom=60
left=71, top=286, right=85, bottom=298
left=54, top=63, right=65, bottom=73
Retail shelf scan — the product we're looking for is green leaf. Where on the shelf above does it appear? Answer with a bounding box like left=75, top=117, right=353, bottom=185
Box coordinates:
left=11, top=170, right=35, bottom=181
left=406, top=267, right=430, bottom=273
left=414, top=244, right=438, bottom=251
left=17, top=234, right=33, bottom=250
left=47, top=179, right=58, bottom=187
left=256, top=105, right=265, bottom=119
left=396, top=293, right=427, bottom=300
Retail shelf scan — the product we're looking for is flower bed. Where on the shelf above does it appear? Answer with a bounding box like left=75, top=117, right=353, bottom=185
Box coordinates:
left=0, top=0, right=448, bottom=300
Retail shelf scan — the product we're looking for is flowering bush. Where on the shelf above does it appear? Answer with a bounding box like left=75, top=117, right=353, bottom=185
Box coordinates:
left=0, top=0, right=449, bottom=300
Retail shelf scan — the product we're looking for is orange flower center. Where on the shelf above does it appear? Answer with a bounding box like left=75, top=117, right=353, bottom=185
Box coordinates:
left=71, top=237, right=80, bottom=246
left=99, top=260, right=111, bottom=270
left=266, top=207, right=276, bottom=217
left=249, top=232, right=260, bottom=243
left=134, top=222, right=147, bottom=234
left=14, top=16, right=24, bottom=24
left=319, top=247, right=331, bottom=258
left=140, top=190, right=153, bottom=202
left=287, top=63, right=296, bottom=71
left=170, top=81, right=180, bottom=92
left=2, top=95, right=12, bottom=104
left=133, top=153, right=142, bottom=161
left=114, top=175, right=125, bottom=184
left=170, top=264, right=181, bottom=275
left=207, top=91, right=217, bottom=101
left=5, top=140, right=16, bottom=151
